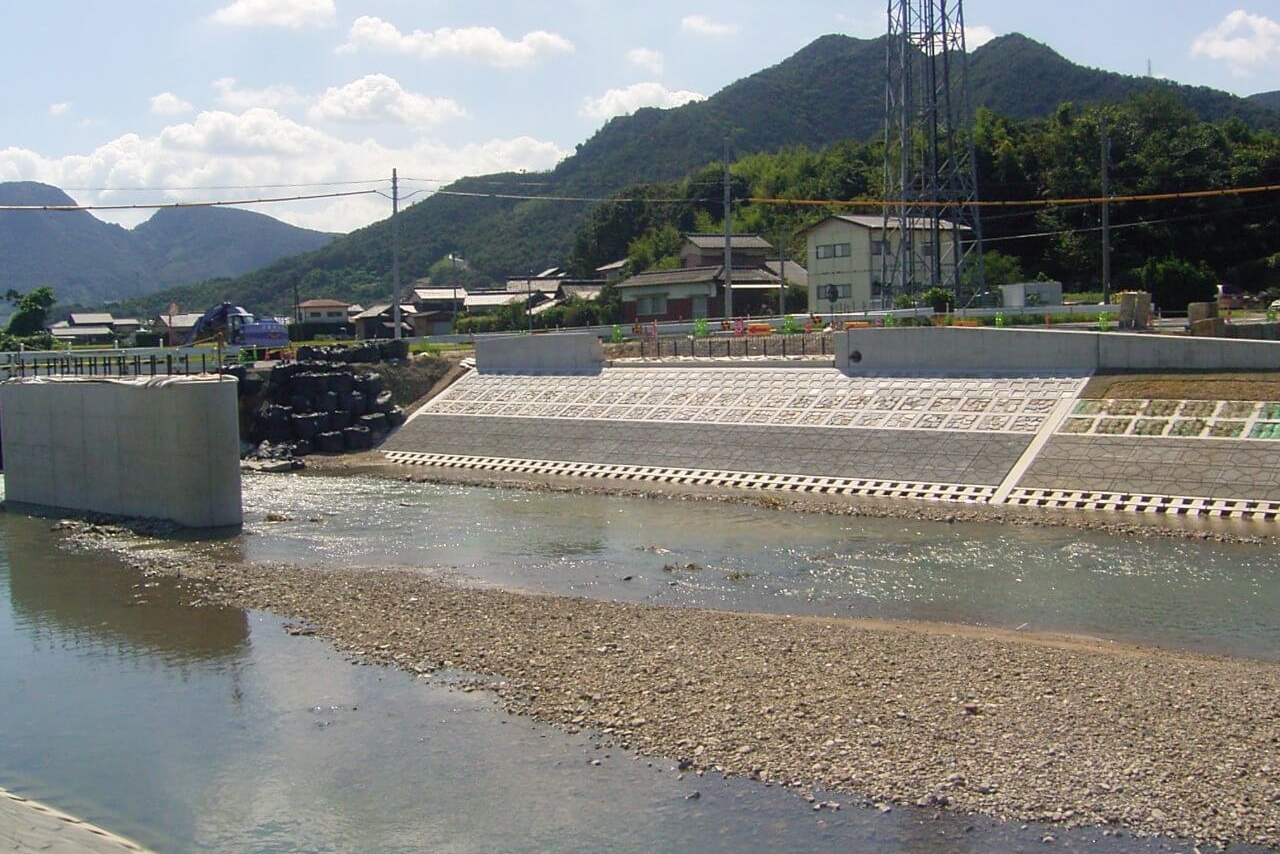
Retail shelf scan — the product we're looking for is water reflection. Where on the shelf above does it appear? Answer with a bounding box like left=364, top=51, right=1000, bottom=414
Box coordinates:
left=1, top=513, right=247, bottom=666
left=0, top=487, right=1272, bottom=852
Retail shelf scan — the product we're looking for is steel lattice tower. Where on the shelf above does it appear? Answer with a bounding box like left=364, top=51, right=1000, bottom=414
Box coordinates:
left=882, top=0, right=983, bottom=304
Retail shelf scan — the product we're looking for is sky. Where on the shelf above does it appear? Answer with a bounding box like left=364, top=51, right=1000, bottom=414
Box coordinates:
left=2, top=1, right=1278, bottom=234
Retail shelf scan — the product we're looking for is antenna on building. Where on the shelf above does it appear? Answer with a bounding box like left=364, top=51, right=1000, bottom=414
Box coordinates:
left=882, top=0, right=984, bottom=305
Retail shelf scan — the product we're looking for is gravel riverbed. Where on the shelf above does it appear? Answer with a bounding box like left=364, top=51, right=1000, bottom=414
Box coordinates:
left=61, top=515, right=1280, bottom=851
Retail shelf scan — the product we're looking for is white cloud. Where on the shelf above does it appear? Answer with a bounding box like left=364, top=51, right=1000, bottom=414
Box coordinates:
left=150, top=92, right=193, bottom=115
left=681, top=15, right=736, bottom=37
left=580, top=83, right=706, bottom=119
left=209, top=0, right=335, bottom=28
left=1191, top=10, right=1280, bottom=76
left=338, top=16, right=573, bottom=67
left=213, top=77, right=307, bottom=111
left=308, top=74, right=466, bottom=125
left=965, top=25, right=997, bottom=50
left=627, top=47, right=664, bottom=74
left=0, top=110, right=566, bottom=233
left=48, top=102, right=72, bottom=116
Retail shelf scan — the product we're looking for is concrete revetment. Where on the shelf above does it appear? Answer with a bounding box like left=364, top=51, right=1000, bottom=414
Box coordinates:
left=385, top=329, right=1280, bottom=522
left=0, top=375, right=241, bottom=528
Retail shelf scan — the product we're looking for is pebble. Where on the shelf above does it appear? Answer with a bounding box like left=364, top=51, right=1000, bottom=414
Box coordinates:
left=53, top=486, right=1280, bottom=850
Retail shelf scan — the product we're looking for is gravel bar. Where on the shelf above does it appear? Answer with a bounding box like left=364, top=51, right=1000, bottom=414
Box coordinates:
left=71, top=523, right=1280, bottom=851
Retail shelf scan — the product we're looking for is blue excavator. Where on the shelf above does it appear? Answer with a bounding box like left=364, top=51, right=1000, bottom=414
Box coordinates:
left=186, top=303, right=289, bottom=349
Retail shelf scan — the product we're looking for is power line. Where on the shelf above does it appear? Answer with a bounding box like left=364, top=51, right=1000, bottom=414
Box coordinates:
left=430, top=188, right=701, bottom=204
left=57, top=179, right=387, bottom=192
left=0, top=188, right=381, bottom=213
left=746, top=181, right=1280, bottom=209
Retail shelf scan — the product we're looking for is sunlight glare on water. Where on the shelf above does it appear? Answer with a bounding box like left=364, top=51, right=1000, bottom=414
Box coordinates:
left=214, top=473, right=1280, bottom=660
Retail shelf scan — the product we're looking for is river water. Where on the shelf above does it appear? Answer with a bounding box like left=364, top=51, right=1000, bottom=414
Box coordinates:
left=3, top=472, right=1278, bottom=852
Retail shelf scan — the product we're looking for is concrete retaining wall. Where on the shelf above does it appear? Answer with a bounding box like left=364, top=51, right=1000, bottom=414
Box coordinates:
left=837, top=328, right=1280, bottom=376
left=387, top=415, right=1032, bottom=487
left=475, top=333, right=604, bottom=375
left=0, top=376, right=242, bottom=527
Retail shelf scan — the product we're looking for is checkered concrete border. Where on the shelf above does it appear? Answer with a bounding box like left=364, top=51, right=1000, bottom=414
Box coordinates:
left=383, top=451, right=996, bottom=503
left=1004, top=487, right=1280, bottom=521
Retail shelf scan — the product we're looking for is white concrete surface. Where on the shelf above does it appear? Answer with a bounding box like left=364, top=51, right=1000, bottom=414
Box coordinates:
left=474, top=333, right=604, bottom=375
left=837, top=327, right=1280, bottom=375
left=0, top=376, right=241, bottom=527
left=0, top=788, right=153, bottom=853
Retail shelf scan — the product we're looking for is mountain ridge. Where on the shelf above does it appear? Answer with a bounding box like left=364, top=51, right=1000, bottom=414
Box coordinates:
left=61, top=32, right=1280, bottom=318
left=0, top=181, right=338, bottom=308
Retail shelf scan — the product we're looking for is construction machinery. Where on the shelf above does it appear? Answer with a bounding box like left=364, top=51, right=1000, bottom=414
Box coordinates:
left=187, top=303, right=289, bottom=352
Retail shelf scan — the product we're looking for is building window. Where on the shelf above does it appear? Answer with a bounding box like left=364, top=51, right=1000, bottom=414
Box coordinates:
left=636, top=295, right=667, bottom=316
left=326, top=311, right=343, bottom=318
left=833, top=243, right=851, bottom=258
left=816, top=244, right=833, bottom=260
left=871, top=239, right=887, bottom=256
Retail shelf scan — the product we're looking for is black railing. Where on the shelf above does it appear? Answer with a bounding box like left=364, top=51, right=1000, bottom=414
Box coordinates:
left=636, top=333, right=832, bottom=360
left=2, top=353, right=214, bottom=379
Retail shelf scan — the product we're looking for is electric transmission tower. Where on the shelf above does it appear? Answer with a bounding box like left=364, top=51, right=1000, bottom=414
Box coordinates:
left=882, top=0, right=984, bottom=305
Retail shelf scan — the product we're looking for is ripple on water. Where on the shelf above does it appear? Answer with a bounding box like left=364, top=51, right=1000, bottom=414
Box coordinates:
left=233, top=473, right=1280, bottom=660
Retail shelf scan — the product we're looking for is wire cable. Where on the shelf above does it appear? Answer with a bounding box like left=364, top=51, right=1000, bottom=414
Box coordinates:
left=0, top=188, right=381, bottom=213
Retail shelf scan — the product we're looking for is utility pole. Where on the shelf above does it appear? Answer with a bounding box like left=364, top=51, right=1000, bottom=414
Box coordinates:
left=778, top=230, right=787, bottom=318
left=390, top=168, right=402, bottom=340
left=1100, top=117, right=1112, bottom=306
left=723, top=138, right=733, bottom=321
left=450, top=252, right=459, bottom=331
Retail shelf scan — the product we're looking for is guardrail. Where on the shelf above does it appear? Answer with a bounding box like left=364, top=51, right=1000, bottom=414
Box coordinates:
left=0, top=350, right=221, bottom=380
left=636, top=332, right=833, bottom=360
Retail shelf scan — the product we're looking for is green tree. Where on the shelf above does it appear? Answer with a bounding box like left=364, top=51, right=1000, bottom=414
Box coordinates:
left=1137, top=257, right=1217, bottom=312
left=964, top=250, right=1025, bottom=292
left=920, top=287, right=955, bottom=313
left=5, top=287, right=56, bottom=336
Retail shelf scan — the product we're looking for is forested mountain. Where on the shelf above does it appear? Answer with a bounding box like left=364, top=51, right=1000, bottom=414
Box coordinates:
left=563, top=95, right=1280, bottom=314
left=1251, top=91, right=1280, bottom=111
left=104, top=32, right=1280, bottom=320
left=0, top=182, right=337, bottom=307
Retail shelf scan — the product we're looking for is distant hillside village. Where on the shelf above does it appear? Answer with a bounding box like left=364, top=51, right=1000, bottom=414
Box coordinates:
left=40, top=218, right=998, bottom=345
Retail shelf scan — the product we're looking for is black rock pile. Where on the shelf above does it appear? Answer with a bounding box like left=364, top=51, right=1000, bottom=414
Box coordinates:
left=248, top=361, right=406, bottom=456
left=294, top=339, right=409, bottom=364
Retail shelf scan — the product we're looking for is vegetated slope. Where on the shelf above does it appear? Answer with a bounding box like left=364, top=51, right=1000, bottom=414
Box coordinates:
left=107, top=33, right=1280, bottom=320
left=1250, top=91, right=1280, bottom=112
left=968, top=34, right=1280, bottom=127
left=0, top=183, right=146, bottom=305
left=131, top=206, right=336, bottom=288
left=0, top=181, right=337, bottom=307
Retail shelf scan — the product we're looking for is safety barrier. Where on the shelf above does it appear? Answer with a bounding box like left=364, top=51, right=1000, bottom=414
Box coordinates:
left=636, top=333, right=831, bottom=360
left=1, top=352, right=218, bottom=380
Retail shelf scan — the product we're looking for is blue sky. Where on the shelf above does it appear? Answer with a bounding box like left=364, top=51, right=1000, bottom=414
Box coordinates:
left=2, top=1, right=1277, bottom=233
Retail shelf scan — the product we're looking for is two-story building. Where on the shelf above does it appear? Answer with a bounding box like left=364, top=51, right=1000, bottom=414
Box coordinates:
left=297, top=299, right=353, bottom=327
left=613, top=234, right=805, bottom=322
left=798, top=215, right=967, bottom=314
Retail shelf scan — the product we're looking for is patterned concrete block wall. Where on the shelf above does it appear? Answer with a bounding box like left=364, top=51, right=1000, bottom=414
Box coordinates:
left=387, top=363, right=1280, bottom=520
left=388, top=414, right=1031, bottom=487
left=385, top=368, right=1086, bottom=502
left=1018, top=435, right=1280, bottom=501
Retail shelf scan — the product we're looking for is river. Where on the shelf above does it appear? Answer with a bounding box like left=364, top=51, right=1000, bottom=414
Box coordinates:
left=2, top=472, right=1277, bottom=852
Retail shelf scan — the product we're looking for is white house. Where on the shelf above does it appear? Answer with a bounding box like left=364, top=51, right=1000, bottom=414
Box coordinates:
left=798, top=215, right=968, bottom=313
left=297, top=298, right=352, bottom=326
